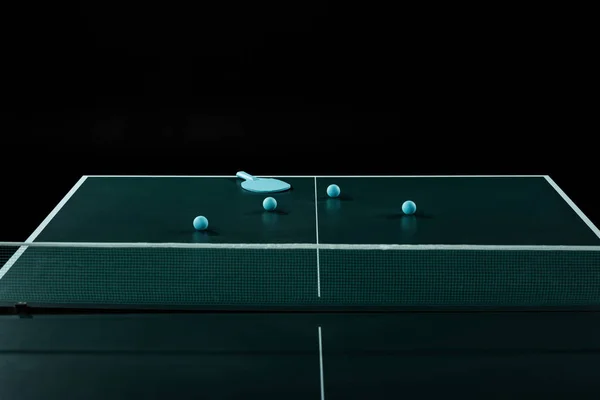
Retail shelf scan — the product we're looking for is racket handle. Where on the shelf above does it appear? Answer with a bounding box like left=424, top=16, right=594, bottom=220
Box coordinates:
left=236, top=171, right=256, bottom=181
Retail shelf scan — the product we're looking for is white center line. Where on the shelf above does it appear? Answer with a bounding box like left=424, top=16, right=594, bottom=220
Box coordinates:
left=318, top=326, right=325, bottom=400
left=314, top=177, right=321, bottom=297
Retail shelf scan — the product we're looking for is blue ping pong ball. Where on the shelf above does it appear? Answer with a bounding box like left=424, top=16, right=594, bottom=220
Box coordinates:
left=263, top=197, right=277, bottom=211
left=402, top=200, right=417, bottom=215
left=327, top=184, right=340, bottom=198
left=193, top=216, right=209, bottom=231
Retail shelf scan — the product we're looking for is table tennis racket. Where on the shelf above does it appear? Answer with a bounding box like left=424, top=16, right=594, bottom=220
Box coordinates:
left=236, top=171, right=291, bottom=193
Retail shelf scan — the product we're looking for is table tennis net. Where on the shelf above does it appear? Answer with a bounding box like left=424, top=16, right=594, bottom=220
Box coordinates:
left=2, top=242, right=600, bottom=310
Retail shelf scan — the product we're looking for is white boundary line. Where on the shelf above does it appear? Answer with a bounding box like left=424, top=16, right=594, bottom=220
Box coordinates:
left=84, top=175, right=546, bottom=178
left=1, top=242, right=599, bottom=251
left=545, top=176, right=600, bottom=239
left=0, top=176, right=88, bottom=280
left=314, top=177, right=321, bottom=297
left=318, top=326, right=325, bottom=400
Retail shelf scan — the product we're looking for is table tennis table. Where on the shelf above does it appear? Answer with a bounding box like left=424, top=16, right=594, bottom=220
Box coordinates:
left=1, top=175, right=600, bottom=399
left=1, top=175, right=600, bottom=309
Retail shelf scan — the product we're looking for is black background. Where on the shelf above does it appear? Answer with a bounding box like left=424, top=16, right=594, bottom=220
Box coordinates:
left=1, top=2, right=596, bottom=238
